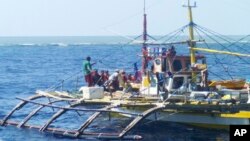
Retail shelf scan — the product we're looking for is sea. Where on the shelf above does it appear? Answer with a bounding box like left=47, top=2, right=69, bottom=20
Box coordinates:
left=1, top=36, right=250, bottom=141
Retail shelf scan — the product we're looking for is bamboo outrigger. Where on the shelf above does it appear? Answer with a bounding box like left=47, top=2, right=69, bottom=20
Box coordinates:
left=1, top=88, right=250, bottom=139
left=1, top=0, right=250, bottom=140
left=0, top=92, right=166, bottom=140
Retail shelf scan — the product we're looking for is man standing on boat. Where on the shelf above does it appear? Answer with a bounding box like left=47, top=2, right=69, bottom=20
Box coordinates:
left=83, top=56, right=94, bottom=87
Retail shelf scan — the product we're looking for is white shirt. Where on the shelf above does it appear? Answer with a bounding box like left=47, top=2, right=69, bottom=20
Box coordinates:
left=109, top=72, right=119, bottom=81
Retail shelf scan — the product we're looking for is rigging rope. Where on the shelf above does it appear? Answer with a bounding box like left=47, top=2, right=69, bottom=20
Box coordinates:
left=194, top=25, right=250, bottom=67
left=195, top=25, right=250, bottom=67
left=224, top=35, right=250, bottom=52
left=158, top=24, right=189, bottom=42
left=193, top=27, right=233, bottom=80
left=196, top=25, right=250, bottom=54
left=46, top=70, right=83, bottom=91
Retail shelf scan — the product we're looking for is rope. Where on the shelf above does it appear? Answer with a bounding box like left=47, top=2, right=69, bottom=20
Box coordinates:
left=226, top=35, right=250, bottom=52
left=196, top=25, right=250, bottom=54
left=193, top=27, right=234, bottom=80
left=101, top=0, right=166, bottom=32
left=46, top=70, right=83, bottom=91
left=194, top=25, right=250, bottom=69
left=158, top=24, right=189, bottom=41
left=196, top=25, right=250, bottom=68
left=195, top=24, right=250, bottom=65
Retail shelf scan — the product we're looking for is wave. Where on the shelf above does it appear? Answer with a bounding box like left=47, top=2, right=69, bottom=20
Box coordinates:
left=0, top=42, right=133, bottom=47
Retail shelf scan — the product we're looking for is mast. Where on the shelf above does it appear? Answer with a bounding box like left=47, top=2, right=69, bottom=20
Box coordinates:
left=143, top=0, right=147, bottom=42
left=142, top=0, right=148, bottom=74
left=184, top=0, right=197, bottom=81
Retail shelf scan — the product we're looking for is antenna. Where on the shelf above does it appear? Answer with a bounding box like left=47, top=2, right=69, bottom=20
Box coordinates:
left=143, top=0, right=146, bottom=14
left=183, top=0, right=197, bottom=8
left=142, top=0, right=147, bottom=42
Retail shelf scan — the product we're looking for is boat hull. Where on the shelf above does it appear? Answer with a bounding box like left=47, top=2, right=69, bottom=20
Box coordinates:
left=117, top=106, right=250, bottom=129
left=150, top=110, right=250, bottom=129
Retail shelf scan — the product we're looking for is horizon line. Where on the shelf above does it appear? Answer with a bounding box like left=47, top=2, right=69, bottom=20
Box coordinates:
left=0, top=35, right=248, bottom=38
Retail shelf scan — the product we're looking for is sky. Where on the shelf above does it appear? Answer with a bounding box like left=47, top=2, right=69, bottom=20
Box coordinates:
left=0, top=0, right=249, bottom=36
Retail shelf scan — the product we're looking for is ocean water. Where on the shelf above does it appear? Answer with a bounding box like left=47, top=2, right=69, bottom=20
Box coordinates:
left=1, top=36, right=250, bottom=141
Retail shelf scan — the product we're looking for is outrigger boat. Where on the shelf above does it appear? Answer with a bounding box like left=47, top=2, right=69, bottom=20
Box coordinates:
left=1, top=0, right=250, bottom=140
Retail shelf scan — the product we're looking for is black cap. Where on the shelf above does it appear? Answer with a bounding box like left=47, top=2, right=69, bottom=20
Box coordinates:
left=86, top=56, right=91, bottom=61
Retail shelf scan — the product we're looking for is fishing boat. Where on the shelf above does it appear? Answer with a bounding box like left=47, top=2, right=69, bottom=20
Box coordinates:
left=1, top=0, right=250, bottom=140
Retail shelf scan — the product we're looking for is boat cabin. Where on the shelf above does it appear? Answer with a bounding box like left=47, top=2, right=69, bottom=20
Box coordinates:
left=153, top=55, right=207, bottom=74
left=141, top=55, right=208, bottom=96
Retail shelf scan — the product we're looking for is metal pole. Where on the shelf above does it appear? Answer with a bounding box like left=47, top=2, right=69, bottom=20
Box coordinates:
left=184, top=0, right=197, bottom=82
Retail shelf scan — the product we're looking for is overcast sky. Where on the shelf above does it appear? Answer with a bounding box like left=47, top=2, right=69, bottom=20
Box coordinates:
left=0, top=0, right=249, bottom=36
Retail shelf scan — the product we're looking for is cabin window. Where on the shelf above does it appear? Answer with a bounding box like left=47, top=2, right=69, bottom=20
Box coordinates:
left=173, top=60, right=182, bottom=71
left=173, top=77, right=184, bottom=89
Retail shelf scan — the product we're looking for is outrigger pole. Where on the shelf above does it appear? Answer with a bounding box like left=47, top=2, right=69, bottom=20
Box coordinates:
left=183, top=0, right=197, bottom=81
